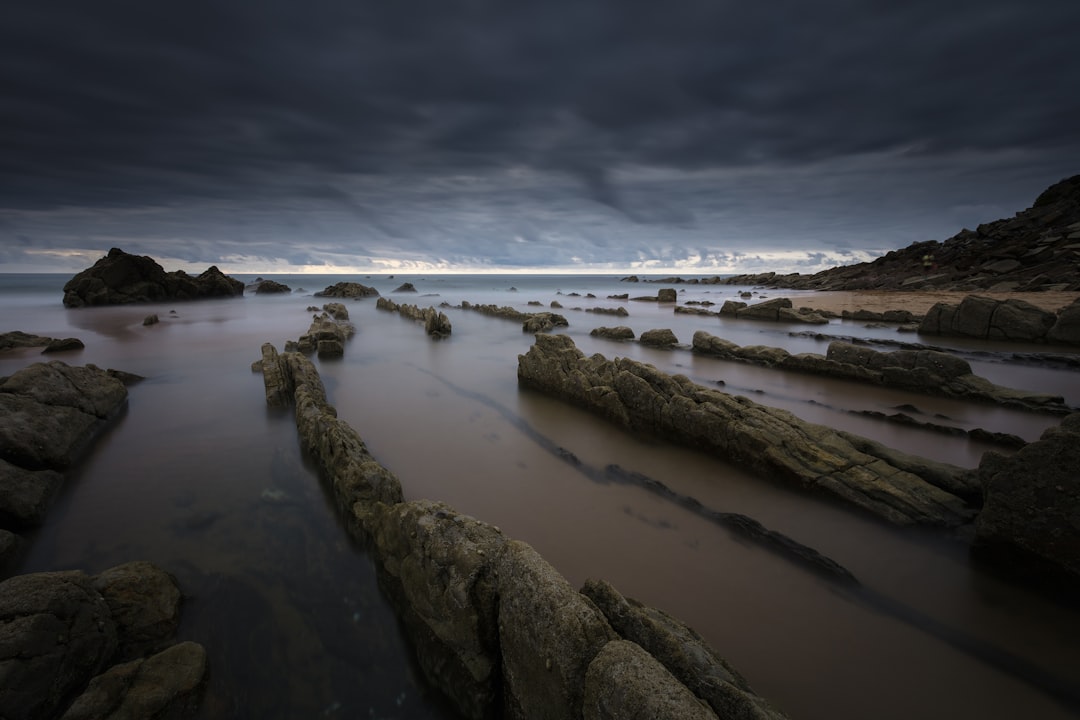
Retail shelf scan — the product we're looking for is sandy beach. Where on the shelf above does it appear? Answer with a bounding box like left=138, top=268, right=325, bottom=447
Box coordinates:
left=791, top=290, right=1080, bottom=317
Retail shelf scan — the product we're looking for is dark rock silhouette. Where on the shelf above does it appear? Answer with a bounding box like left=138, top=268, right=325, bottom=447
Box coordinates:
left=62, top=248, right=244, bottom=307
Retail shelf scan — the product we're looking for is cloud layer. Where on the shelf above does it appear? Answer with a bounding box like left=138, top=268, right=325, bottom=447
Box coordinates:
left=2, top=1, right=1078, bottom=273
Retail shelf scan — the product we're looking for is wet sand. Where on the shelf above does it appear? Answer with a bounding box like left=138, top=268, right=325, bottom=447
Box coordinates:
left=790, top=290, right=1080, bottom=317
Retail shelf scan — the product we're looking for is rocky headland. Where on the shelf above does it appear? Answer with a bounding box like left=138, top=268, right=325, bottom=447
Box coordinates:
left=62, top=248, right=244, bottom=307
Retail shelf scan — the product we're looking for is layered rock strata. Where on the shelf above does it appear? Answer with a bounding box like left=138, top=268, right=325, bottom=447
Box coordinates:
left=692, top=331, right=1070, bottom=414
left=0, top=561, right=206, bottom=720
left=62, top=248, right=243, bottom=307
left=445, top=300, right=569, bottom=333
left=293, top=304, right=355, bottom=358
left=258, top=344, right=787, bottom=719
left=518, top=334, right=974, bottom=527
left=376, top=297, right=452, bottom=338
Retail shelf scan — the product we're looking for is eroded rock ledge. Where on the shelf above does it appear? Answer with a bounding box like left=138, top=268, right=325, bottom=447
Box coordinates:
left=440, top=300, right=569, bottom=333
left=517, top=334, right=975, bottom=528
left=258, top=343, right=787, bottom=719
left=376, top=297, right=452, bottom=338
left=691, top=331, right=1071, bottom=414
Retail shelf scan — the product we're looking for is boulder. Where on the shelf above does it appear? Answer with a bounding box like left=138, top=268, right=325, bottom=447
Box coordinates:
left=590, top=327, right=635, bottom=341
left=250, top=279, right=291, bottom=294
left=393, top=282, right=418, bottom=293
left=142, top=314, right=159, bottom=326
left=582, top=580, right=787, bottom=719
left=0, top=571, right=118, bottom=720
left=92, top=561, right=183, bottom=661
left=975, top=413, right=1080, bottom=580
left=41, top=338, right=85, bottom=354
left=522, top=312, right=569, bottom=334
left=657, top=288, right=677, bottom=303
left=0, top=331, right=54, bottom=350
left=640, top=329, right=679, bottom=348
left=62, top=248, right=243, bottom=307
left=1048, top=297, right=1080, bottom=344
left=0, top=459, right=63, bottom=529
left=60, top=641, right=207, bottom=720
left=314, top=281, right=380, bottom=298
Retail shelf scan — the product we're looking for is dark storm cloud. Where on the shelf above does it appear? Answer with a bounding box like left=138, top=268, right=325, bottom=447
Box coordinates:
left=1, top=0, right=1078, bottom=270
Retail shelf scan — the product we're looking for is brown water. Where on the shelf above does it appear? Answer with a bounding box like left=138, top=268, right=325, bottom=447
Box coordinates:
left=2, top=274, right=1079, bottom=720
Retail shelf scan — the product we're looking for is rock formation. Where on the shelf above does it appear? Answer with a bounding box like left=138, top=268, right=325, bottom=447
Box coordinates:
left=293, top=304, right=355, bottom=358
left=518, top=334, right=974, bottom=527
left=257, top=342, right=788, bottom=720
left=718, top=297, right=830, bottom=324
left=975, top=413, right=1080, bottom=582
left=392, top=282, right=417, bottom=293
left=62, top=248, right=244, bottom=307
left=0, top=362, right=130, bottom=560
left=247, top=278, right=292, bottom=294
left=590, top=326, right=635, bottom=341
left=692, top=331, right=1071, bottom=414
left=920, top=295, right=1079, bottom=345
left=376, top=297, right=452, bottom=338
left=718, top=174, right=1080, bottom=292
left=640, top=328, right=679, bottom=348
left=0, top=561, right=205, bottom=720
left=313, top=281, right=380, bottom=298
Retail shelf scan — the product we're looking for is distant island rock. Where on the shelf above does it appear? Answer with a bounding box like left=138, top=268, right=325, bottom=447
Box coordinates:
left=313, top=281, right=380, bottom=299
left=62, top=248, right=244, bottom=307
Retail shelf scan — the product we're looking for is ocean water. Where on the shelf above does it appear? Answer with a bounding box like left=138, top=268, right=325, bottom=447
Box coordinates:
left=1, top=272, right=1079, bottom=720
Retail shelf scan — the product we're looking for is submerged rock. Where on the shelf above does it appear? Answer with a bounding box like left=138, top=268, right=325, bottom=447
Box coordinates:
left=62, top=248, right=243, bottom=307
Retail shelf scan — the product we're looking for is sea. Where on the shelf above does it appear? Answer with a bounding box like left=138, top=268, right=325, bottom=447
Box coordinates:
left=1, top=272, right=1079, bottom=720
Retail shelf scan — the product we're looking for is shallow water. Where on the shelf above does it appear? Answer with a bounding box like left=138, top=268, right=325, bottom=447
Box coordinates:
left=2, top=273, right=1079, bottom=720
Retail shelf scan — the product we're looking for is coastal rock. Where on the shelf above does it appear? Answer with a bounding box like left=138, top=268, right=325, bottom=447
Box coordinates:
left=518, top=334, right=973, bottom=526
left=920, top=295, right=1066, bottom=343
left=42, top=337, right=85, bottom=353
left=975, top=413, right=1080, bottom=580
left=584, top=306, right=629, bottom=317
left=583, top=641, right=719, bottom=720
left=377, top=298, right=452, bottom=338
left=314, top=281, right=380, bottom=298
left=0, top=361, right=128, bottom=471
left=590, top=326, right=635, bottom=341
left=582, top=579, right=786, bottom=719
left=369, top=501, right=506, bottom=718
left=249, top=279, right=291, bottom=294
left=62, top=248, right=243, bottom=307
left=296, top=310, right=355, bottom=356
left=496, top=540, right=617, bottom=720
left=731, top=297, right=829, bottom=324
left=0, top=570, right=118, bottom=720
left=522, top=312, right=569, bottom=334
left=1048, top=297, right=1080, bottom=344
left=657, top=288, right=677, bottom=303
left=92, top=561, right=183, bottom=661
left=60, top=641, right=207, bottom=720
left=393, top=282, right=418, bottom=293
left=640, top=328, right=679, bottom=348
left=0, top=459, right=63, bottom=529
left=1, top=331, right=54, bottom=350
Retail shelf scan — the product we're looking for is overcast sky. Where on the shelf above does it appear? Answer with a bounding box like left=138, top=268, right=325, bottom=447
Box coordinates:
left=2, top=1, right=1078, bottom=275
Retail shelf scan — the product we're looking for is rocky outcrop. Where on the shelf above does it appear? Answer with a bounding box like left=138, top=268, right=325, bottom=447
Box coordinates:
left=258, top=338, right=788, bottom=720
left=590, top=326, right=635, bottom=341
left=719, top=174, right=1080, bottom=292
left=392, top=282, right=417, bottom=293
left=640, top=328, right=679, bottom=348
left=919, top=295, right=1067, bottom=343
left=518, top=334, right=974, bottom=527
left=313, top=281, right=380, bottom=299
left=376, top=297, right=452, bottom=338
left=0, top=362, right=128, bottom=559
left=448, top=301, right=569, bottom=333
left=62, top=248, right=243, bottom=307
left=0, top=562, right=204, bottom=720
left=630, top=288, right=677, bottom=302
left=293, top=305, right=355, bottom=358
left=692, top=331, right=1071, bottom=414
left=582, top=579, right=787, bottom=719
left=717, top=297, right=829, bottom=324
left=975, top=413, right=1080, bottom=581
left=247, top=278, right=291, bottom=294
left=1, top=331, right=84, bottom=354
left=584, top=306, right=629, bottom=317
